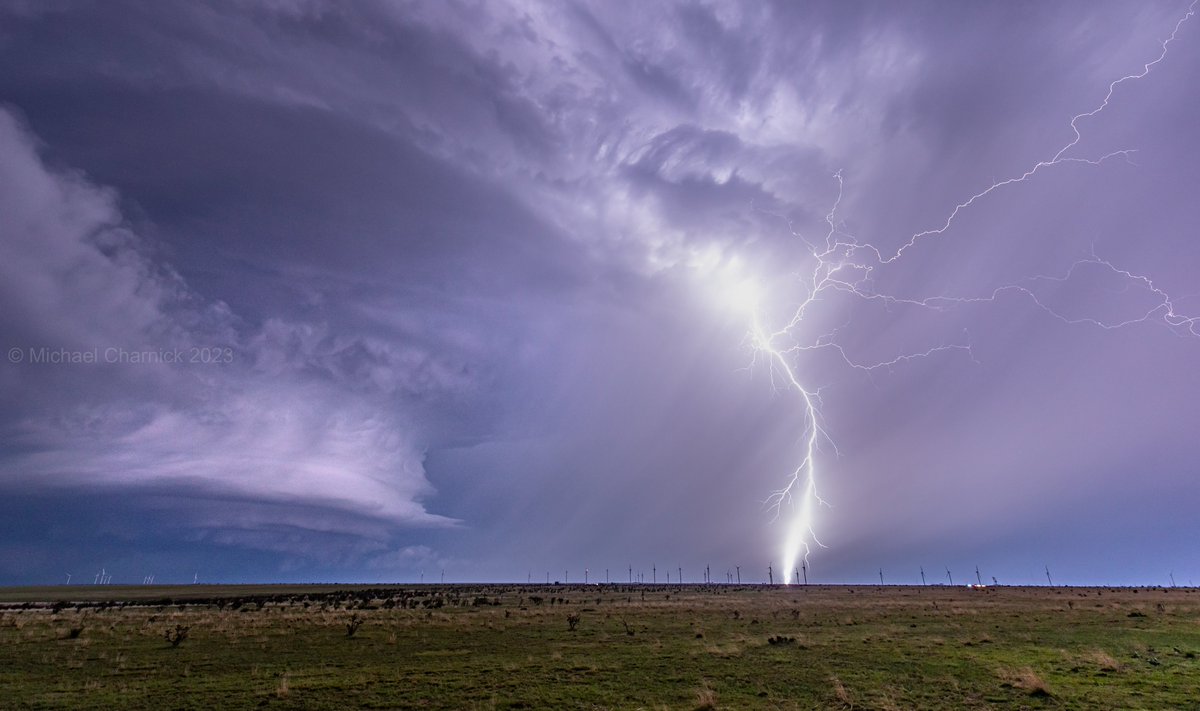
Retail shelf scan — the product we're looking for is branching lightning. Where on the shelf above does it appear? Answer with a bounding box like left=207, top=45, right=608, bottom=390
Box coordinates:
left=743, top=1, right=1199, bottom=585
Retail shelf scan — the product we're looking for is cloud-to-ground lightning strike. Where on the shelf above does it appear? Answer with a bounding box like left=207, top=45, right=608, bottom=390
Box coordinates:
left=742, top=1, right=1200, bottom=586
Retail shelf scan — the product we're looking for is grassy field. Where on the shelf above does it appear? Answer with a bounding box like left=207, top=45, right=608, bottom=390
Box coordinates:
left=2, top=583, right=1198, bottom=709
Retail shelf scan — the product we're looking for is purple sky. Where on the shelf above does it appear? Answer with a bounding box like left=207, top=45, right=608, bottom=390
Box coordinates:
left=1, top=0, right=1198, bottom=586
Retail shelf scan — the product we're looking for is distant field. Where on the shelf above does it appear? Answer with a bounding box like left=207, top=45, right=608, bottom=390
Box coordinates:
left=2, top=584, right=1198, bottom=709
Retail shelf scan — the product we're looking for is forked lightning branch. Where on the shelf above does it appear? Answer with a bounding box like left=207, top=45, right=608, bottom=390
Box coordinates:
left=728, top=0, right=1200, bottom=585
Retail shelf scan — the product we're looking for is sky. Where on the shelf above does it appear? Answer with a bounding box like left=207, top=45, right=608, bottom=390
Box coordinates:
left=0, top=0, right=1198, bottom=587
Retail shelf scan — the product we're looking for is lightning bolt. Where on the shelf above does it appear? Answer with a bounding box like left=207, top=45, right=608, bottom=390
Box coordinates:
left=748, top=1, right=1199, bottom=585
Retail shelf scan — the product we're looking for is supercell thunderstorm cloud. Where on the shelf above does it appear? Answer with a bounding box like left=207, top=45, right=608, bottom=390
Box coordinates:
left=0, top=0, right=1198, bottom=586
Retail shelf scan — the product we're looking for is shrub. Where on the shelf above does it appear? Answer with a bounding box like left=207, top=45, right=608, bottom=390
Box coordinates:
left=165, top=624, right=189, bottom=648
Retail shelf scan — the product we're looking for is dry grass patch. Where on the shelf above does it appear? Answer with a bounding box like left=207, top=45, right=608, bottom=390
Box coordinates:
left=1088, top=649, right=1123, bottom=672
left=1003, top=666, right=1053, bottom=697
left=830, top=674, right=852, bottom=706
left=703, top=641, right=745, bottom=657
left=275, top=672, right=290, bottom=698
left=692, top=680, right=717, bottom=710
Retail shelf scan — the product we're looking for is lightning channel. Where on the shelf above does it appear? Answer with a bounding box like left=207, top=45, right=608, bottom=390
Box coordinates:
left=748, top=1, right=1199, bottom=585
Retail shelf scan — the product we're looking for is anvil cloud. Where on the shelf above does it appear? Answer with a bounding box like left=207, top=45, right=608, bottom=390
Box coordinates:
left=0, top=0, right=1197, bottom=585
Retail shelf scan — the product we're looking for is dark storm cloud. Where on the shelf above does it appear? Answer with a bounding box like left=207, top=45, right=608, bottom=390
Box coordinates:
left=0, top=106, right=456, bottom=570
left=0, top=0, right=1197, bottom=584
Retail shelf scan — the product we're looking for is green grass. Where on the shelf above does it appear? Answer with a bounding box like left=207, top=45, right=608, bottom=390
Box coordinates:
left=2, top=584, right=1198, bottom=709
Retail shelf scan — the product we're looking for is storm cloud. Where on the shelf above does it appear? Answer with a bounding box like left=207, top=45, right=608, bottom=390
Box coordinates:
left=1, top=0, right=1197, bottom=585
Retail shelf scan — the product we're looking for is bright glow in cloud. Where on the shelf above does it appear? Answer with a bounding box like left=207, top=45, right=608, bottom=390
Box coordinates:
left=725, top=0, right=1199, bottom=584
